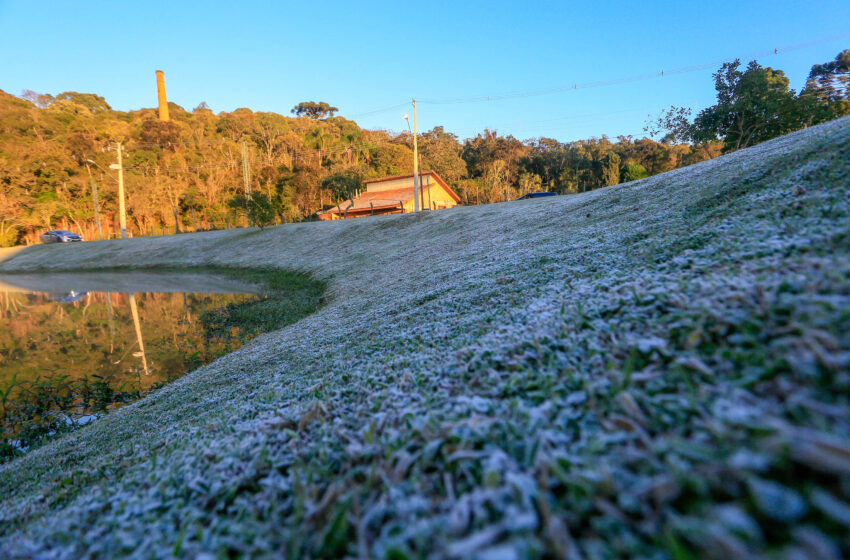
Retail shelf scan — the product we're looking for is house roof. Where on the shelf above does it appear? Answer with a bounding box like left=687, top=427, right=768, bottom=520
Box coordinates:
left=324, top=188, right=417, bottom=214
left=321, top=171, right=461, bottom=216
left=363, top=170, right=439, bottom=185
left=364, top=171, right=460, bottom=202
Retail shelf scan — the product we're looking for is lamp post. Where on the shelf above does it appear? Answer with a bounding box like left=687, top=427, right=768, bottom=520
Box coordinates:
left=403, top=102, right=420, bottom=212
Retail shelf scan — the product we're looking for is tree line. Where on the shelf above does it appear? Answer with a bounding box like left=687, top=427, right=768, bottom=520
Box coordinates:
left=0, top=49, right=846, bottom=246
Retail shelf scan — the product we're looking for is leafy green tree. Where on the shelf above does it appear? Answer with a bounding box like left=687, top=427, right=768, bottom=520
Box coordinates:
left=484, top=159, right=510, bottom=202
left=139, top=119, right=182, bottom=150
left=20, top=90, right=54, bottom=108
left=521, top=138, right=568, bottom=190
left=805, top=49, right=850, bottom=102
left=321, top=172, right=362, bottom=202
left=462, top=129, right=527, bottom=183
left=417, top=127, right=467, bottom=182
left=801, top=49, right=850, bottom=122
left=697, top=61, right=801, bottom=151
left=367, top=143, right=412, bottom=177
left=518, top=171, right=542, bottom=193
left=620, top=162, right=649, bottom=183
left=597, top=151, right=621, bottom=187
left=644, top=106, right=695, bottom=145
left=228, top=192, right=276, bottom=230
left=650, top=60, right=803, bottom=153
left=291, top=101, right=338, bottom=119
left=54, top=92, right=112, bottom=113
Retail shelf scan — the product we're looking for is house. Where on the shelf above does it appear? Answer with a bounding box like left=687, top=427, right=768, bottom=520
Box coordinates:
left=318, top=171, right=461, bottom=220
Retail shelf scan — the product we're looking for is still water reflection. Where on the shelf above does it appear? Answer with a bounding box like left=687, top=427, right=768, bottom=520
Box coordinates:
left=0, top=286, right=255, bottom=455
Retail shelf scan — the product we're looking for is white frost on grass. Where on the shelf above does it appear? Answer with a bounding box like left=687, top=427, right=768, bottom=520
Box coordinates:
left=0, top=117, right=849, bottom=558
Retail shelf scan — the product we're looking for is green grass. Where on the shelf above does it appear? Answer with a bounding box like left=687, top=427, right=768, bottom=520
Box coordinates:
left=0, top=117, right=848, bottom=559
left=199, top=267, right=327, bottom=339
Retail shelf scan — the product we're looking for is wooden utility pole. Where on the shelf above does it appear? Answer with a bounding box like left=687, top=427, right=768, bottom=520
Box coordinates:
left=85, top=164, right=103, bottom=239
left=241, top=140, right=252, bottom=195
left=115, top=142, right=127, bottom=238
left=91, top=178, right=103, bottom=239
left=412, top=100, right=420, bottom=212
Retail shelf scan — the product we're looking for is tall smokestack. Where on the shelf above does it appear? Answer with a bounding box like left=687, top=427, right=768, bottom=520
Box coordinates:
left=156, top=70, right=170, bottom=122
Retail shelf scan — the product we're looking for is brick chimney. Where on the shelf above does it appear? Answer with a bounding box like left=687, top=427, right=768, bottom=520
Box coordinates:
left=156, top=70, right=170, bottom=122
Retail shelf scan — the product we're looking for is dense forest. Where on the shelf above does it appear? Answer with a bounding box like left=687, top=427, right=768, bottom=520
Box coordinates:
left=0, top=50, right=846, bottom=246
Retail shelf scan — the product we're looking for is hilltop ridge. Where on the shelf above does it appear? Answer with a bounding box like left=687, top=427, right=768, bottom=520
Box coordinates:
left=1, top=117, right=849, bottom=558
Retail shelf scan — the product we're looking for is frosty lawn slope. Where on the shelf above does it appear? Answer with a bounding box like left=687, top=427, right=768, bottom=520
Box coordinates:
left=1, top=117, right=849, bottom=558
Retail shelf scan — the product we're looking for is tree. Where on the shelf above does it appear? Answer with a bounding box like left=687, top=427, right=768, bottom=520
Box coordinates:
left=518, top=171, right=542, bottom=194
left=0, top=77, right=750, bottom=244
left=228, top=192, right=276, bottom=230
left=20, top=90, right=54, bottom=108
left=417, top=127, right=467, bottom=182
left=620, top=162, right=649, bottom=183
left=699, top=61, right=801, bottom=151
left=321, top=172, right=362, bottom=202
left=462, top=129, right=527, bottom=183
left=139, top=119, right=182, bottom=150
left=291, top=101, right=338, bottom=119
left=805, top=49, right=850, bottom=102
left=597, top=151, right=621, bottom=187
left=649, top=60, right=802, bottom=153
left=367, top=143, right=412, bottom=177
left=54, top=92, right=112, bottom=113
left=645, top=106, right=694, bottom=145
left=484, top=159, right=510, bottom=202
left=251, top=112, right=290, bottom=165
left=801, top=49, right=850, bottom=122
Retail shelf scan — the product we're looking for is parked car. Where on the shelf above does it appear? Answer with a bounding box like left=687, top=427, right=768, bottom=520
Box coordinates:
left=40, top=230, right=83, bottom=243
left=516, top=192, right=558, bottom=200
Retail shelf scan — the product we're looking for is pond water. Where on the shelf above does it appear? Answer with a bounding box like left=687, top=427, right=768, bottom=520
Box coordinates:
left=0, top=272, right=263, bottom=457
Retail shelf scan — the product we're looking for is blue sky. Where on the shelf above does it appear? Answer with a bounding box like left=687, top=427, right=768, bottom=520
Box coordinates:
left=0, top=0, right=847, bottom=142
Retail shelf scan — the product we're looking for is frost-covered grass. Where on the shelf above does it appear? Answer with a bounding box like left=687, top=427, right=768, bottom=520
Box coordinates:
left=1, top=117, right=849, bottom=558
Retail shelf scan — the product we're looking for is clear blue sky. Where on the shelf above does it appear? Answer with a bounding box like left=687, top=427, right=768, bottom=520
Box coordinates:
left=0, top=0, right=847, bottom=143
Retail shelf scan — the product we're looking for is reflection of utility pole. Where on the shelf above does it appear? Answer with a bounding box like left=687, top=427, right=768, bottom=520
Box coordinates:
left=105, top=292, right=116, bottom=354
left=128, top=293, right=149, bottom=376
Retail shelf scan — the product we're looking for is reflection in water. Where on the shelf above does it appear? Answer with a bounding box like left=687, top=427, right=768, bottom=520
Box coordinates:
left=0, top=290, right=253, bottom=453
left=128, top=294, right=149, bottom=376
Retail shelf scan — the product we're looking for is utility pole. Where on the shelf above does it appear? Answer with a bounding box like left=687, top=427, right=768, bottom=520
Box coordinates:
left=114, top=142, right=127, bottom=238
left=241, top=140, right=252, bottom=195
left=91, top=178, right=103, bottom=240
left=85, top=164, right=103, bottom=240
left=412, top=99, right=420, bottom=212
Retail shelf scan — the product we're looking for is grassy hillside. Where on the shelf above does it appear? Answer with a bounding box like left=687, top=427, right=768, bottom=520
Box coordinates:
left=0, top=88, right=718, bottom=248
left=0, top=117, right=848, bottom=558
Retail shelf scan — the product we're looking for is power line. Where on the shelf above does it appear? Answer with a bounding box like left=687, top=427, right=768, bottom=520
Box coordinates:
left=347, top=102, right=411, bottom=119
left=417, top=32, right=850, bottom=105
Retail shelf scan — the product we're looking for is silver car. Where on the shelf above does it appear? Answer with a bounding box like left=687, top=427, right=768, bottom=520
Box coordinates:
left=40, top=230, right=83, bottom=243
